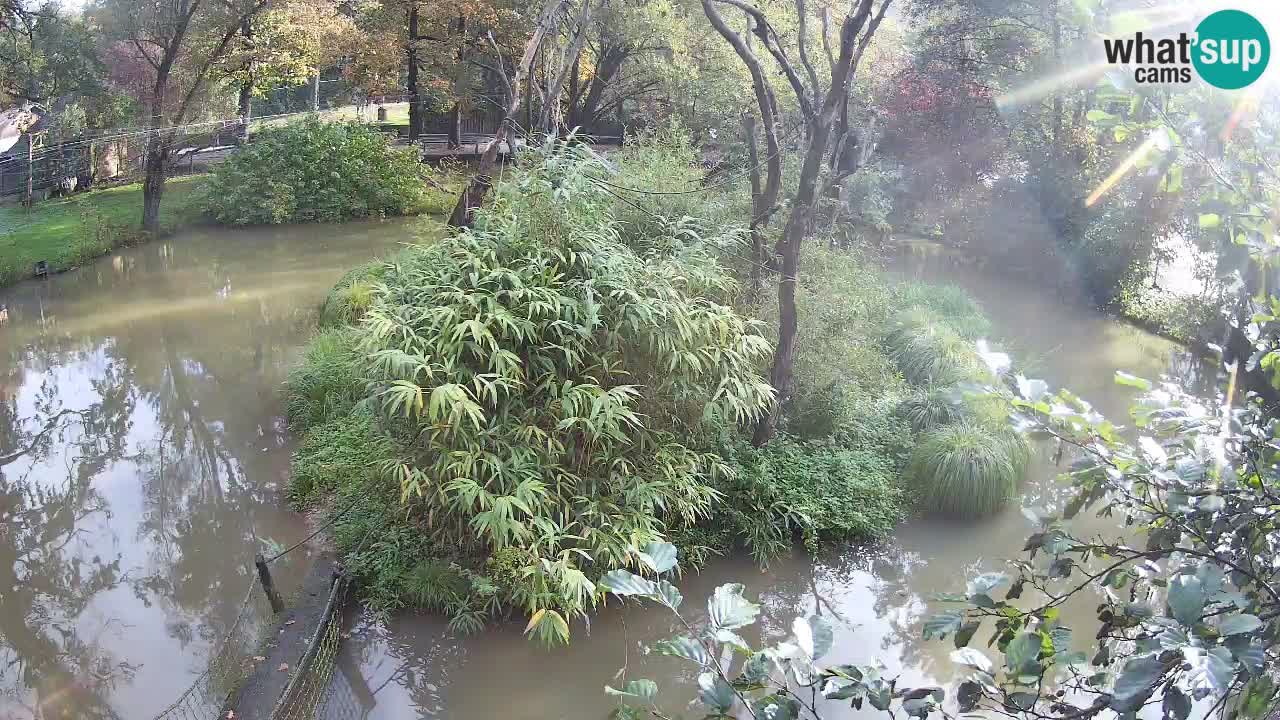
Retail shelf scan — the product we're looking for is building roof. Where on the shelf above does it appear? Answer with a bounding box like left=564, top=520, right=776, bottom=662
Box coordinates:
left=0, top=107, right=43, bottom=154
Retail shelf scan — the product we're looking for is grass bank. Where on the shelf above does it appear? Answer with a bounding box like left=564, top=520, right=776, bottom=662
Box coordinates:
left=0, top=175, right=206, bottom=288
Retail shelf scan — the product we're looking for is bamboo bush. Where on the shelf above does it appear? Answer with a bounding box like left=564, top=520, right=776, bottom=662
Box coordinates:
left=347, top=144, right=773, bottom=642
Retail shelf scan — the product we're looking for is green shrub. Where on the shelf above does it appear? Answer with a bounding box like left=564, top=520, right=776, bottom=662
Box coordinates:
left=201, top=119, right=428, bottom=224
left=608, top=121, right=749, bottom=247
left=289, top=409, right=392, bottom=506
left=345, top=143, right=773, bottom=643
left=830, top=396, right=916, bottom=462
left=717, top=437, right=904, bottom=563
left=755, top=245, right=903, bottom=438
left=326, top=463, right=439, bottom=614
left=908, top=421, right=1030, bottom=517
left=896, top=282, right=991, bottom=339
left=284, top=328, right=366, bottom=432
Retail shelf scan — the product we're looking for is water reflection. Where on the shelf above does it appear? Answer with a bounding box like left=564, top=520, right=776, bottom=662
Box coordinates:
left=0, top=219, right=419, bottom=717
left=330, top=261, right=1218, bottom=720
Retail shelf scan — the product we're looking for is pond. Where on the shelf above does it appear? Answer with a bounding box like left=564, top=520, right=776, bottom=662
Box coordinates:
left=0, top=225, right=1217, bottom=719
left=318, top=261, right=1218, bottom=720
left=0, top=218, right=430, bottom=718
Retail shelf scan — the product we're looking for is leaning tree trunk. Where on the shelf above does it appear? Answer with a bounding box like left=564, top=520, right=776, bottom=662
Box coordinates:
left=448, top=0, right=569, bottom=228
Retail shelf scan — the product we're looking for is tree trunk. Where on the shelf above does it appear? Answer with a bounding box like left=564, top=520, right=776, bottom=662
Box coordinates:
left=568, top=45, right=623, bottom=129
left=702, top=0, right=782, bottom=263
left=448, top=102, right=463, bottom=148
left=407, top=3, right=422, bottom=140
left=1049, top=0, right=1062, bottom=162
left=752, top=0, right=878, bottom=446
left=449, top=0, right=566, bottom=228
left=743, top=113, right=766, bottom=295
left=237, top=17, right=254, bottom=144
left=142, top=70, right=169, bottom=235
left=538, top=0, right=595, bottom=137
left=142, top=140, right=168, bottom=236
left=237, top=82, right=253, bottom=144
left=448, top=15, right=467, bottom=149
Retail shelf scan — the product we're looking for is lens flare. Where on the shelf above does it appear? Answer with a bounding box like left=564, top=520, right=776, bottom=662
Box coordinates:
left=1220, top=92, right=1260, bottom=142
left=1085, top=130, right=1167, bottom=207
left=995, top=62, right=1110, bottom=110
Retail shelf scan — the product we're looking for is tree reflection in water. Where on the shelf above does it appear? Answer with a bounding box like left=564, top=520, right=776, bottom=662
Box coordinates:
left=0, top=221, right=408, bottom=717
left=0, top=350, right=135, bottom=718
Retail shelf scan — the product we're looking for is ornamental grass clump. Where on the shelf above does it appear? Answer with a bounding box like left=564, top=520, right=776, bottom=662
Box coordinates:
left=886, top=310, right=991, bottom=386
left=896, top=282, right=991, bottom=340
left=908, top=421, right=1030, bottom=517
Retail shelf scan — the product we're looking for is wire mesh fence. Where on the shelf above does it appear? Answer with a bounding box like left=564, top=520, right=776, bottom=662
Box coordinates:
left=272, top=577, right=350, bottom=720
left=149, top=580, right=265, bottom=720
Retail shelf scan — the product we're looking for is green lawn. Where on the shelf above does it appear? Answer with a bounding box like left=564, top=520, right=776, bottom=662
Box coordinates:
left=252, top=102, right=410, bottom=130
left=0, top=175, right=205, bottom=287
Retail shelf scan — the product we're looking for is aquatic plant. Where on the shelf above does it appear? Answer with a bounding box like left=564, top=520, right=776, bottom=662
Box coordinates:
left=908, top=421, right=1029, bottom=517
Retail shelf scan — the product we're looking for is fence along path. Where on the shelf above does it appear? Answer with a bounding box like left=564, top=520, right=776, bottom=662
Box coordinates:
left=149, top=511, right=368, bottom=720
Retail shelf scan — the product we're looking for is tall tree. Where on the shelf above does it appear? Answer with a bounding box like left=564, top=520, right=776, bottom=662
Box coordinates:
left=0, top=1, right=115, bottom=119
left=702, top=0, right=892, bottom=444
left=221, top=0, right=356, bottom=141
left=97, top=0, right=270, bottom=235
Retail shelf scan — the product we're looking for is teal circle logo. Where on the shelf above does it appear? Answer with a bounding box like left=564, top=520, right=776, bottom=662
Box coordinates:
left=1193, top=10, right=1270, bottom=89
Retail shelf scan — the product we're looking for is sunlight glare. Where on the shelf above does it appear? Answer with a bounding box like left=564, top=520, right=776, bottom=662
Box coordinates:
left=995, top=62, right=1109, bottom=110
left=1085, top=130, right=1167, bottom=207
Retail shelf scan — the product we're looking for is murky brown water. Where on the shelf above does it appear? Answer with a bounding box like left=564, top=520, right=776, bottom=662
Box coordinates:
left=321, top=261, right=1218, bottom=720
left=0, top=219, right=428, bottom=719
